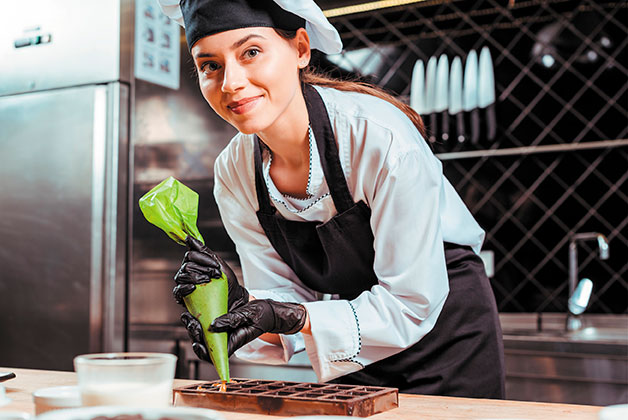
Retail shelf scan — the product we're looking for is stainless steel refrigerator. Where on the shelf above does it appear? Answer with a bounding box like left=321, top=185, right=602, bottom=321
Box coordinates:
left=0, top=0, right=134, bottom=370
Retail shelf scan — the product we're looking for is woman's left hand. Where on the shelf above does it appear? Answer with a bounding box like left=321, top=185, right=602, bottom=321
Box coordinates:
left=174, top=236, right=249, bottom=311
left=208, top=299, right=307, bottom=355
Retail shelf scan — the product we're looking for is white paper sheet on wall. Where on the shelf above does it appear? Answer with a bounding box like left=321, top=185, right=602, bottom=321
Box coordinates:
left=134, top=0, right=180, bottom=90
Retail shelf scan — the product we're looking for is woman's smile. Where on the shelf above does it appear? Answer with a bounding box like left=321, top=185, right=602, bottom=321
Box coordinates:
left=227, top=95, right=264, bottom=115
left=191, top=27, right=310, bottom=135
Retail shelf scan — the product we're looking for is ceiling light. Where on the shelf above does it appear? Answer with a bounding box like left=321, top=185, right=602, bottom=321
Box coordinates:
left=324, top=0, right=429, bottom=18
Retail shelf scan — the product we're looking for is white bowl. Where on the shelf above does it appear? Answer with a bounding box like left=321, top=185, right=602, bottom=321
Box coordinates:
left=599, top=404, right=628, bottom=420
left=35, top=406, right=224, bottom=420
left=32, top=385, right=81, bottom=414
left=0, top=412, right=32, bottom=420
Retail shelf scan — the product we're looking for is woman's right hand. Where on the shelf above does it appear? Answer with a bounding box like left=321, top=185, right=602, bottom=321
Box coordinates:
left=173, top=236, right=249, bottom=311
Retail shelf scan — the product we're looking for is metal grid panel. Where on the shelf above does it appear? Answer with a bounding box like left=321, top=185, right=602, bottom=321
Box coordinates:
left=327, top=0, right=627, bottom=151
left=325, top=0, right=628, bottom=313
left=445, top=147, right=627, bottom=313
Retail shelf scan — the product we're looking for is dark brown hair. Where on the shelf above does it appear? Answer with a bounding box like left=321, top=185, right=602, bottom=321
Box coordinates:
left=275, top=29, right=427, bottom=140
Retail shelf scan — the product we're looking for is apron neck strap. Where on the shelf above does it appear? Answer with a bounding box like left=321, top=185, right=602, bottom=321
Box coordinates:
left=253, top=84, right=354, bottom=214
left=303, top=84, right=354, bottom=213
left=253, top=137, right=275, bottom=214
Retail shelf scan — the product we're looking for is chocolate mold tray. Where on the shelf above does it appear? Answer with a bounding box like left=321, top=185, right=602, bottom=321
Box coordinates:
left=174, top=378, right=398, bottom=417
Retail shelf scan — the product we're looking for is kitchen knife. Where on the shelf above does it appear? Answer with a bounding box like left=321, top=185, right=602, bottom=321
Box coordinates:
left=410, top=59, right=426, bottom=115
left=425, top=56, right=438, bottom=143
left=463, top=50, right=480, bottom=145
left=449, top=56, right=464, bottom=143
left=478, top=46, right=497, bottom=141
left=434, top=54, right=450, bottom=141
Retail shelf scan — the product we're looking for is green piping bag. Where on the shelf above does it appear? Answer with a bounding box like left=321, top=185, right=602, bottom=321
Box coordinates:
left=139, top=176, right=229, bottom=383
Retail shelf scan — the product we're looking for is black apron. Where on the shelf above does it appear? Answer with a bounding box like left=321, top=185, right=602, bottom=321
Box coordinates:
left=253, top=84, right=505, bottom=398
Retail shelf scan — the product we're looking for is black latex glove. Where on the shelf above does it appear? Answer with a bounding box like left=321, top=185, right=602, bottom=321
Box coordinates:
left=180, top=299, right=306, bottom=361
left=180, top=311, right=211, bottom=363
left=173, top=236, right=249, bottom=311
left=209, top=299, right=307, bottom=356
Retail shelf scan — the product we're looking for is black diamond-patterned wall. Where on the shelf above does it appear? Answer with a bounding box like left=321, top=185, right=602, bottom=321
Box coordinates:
left=323, top=0, right=627, bottom=313
left=445, top=148, right=627, bottom=313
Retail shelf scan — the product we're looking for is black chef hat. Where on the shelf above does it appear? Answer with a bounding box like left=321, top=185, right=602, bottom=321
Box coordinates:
left=180, top=0, right=305, bottom=50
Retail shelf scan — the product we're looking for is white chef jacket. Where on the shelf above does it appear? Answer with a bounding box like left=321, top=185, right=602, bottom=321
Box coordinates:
left=213, top=85, right=485, bottom=382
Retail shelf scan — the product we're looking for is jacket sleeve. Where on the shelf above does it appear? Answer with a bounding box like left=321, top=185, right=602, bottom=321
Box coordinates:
left=213, top=154, right=319, bottom=365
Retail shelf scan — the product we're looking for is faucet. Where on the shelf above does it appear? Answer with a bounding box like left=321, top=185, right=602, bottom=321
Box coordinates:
left=566, top=232, right=609, bottom=331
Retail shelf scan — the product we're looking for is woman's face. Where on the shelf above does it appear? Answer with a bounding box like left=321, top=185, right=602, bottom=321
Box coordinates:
left=191, top=27, right=310, bottom=135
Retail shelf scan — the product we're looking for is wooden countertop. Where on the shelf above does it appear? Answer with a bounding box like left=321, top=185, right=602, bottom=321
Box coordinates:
left=1, top=367, right=601, bottom=419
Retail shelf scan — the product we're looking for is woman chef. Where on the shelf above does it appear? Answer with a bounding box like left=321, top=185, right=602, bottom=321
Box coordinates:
left=159, top=0, right=505, bottom=398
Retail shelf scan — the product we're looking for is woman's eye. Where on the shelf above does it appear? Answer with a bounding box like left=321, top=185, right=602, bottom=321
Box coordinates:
left=244, top=48, right=260, bottom=59
left=201, top=61, right=221, bottom=73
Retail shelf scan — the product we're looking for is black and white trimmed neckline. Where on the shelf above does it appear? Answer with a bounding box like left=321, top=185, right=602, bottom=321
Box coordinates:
left=263, top=125, right=330, bottom=214
left=269, top=124, right=315, bottom=200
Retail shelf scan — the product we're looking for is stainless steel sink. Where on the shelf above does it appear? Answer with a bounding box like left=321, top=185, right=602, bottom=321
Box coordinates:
left=503, top=326, right=628, bottom=343
left=501, top=313, right=627, bottom=339
left=567, top=326, right=628, bottom=342
left=501, top=313, right=628, bottom=349
left=500, top=313, right=628, bottom=406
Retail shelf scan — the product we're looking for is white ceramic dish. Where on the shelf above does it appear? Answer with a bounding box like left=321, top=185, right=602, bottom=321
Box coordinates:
left=599, top=404, right=628, bottom=420
left=32, top=385, right=81, bottom=414
left=0, top=413, right=32, bottom=420
left=35, top=406, right=224, bottom=420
